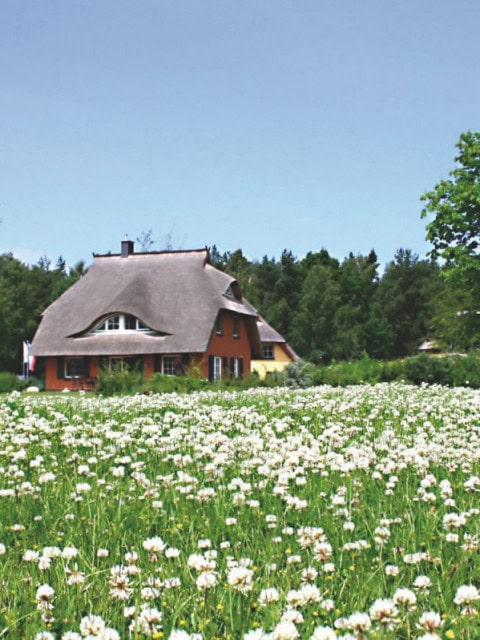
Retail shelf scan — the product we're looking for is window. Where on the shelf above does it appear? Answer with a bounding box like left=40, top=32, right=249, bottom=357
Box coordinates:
left=94, top=314, right=150, bottom=333
left=216, top=315, right=223, bottom=335
left=65, top=357, right=88, bottom=379
left=262, top=344, right=274, bottom=360
left=162, top=356, right=177, bottom=376
left=213, top=356, right=222, bottom=381
left=231, top=357, right=240, bottom=378
left=233, top=317, right=240, bottom=338
left=107, top=316, right=120, bottom=330
left=124, top=314, right=136, bottom=330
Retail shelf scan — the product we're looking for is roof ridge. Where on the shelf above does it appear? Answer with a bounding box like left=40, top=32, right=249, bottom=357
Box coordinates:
left=93, top=247, right=210, bottom=258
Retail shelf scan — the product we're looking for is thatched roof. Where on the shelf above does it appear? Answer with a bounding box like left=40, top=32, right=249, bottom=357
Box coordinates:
left=256, top=316, right=300, bottom=360
left=32, top=249, right=261, bottom=357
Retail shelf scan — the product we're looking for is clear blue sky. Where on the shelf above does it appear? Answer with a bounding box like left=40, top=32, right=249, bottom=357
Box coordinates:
left=1, top=0, right=479, bottom=269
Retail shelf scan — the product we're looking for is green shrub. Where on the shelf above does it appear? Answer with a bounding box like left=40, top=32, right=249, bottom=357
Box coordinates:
left=96, top=363, right=144, bottom=396
left=309, top=356, right=383, bottom=387
left=450, top=351, right=480, bottom=388
left=285, top=360, right=314, bottom=388
left=380, top=359, right=405, bottom=382
left=0, top=372, right=22, bottom=393
left=403, top=354, right=454, bottom=386
left=144, top=373, right=181, bottom=394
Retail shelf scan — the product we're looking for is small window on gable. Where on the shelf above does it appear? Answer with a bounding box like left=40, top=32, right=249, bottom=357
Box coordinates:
left=233, top=317, right=240, bottom=338
left=262, top=344, right=274, bottom=360
left=225, top=286, right=234, bottom=299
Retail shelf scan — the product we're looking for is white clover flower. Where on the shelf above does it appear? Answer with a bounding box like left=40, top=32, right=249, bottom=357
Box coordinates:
left=281, top=609, right=304, bottom=624
left=416, top=611, right=443, bottom=631
left=259, top=587, right=280, bottom=606
left=61, top=632, right=82, bottom=640
left=23, top=549, right=40, bottom=562
left=62, top=546, right=79, bottom=560
left=385, top=564, right=399, bottom=576
left=454, top=584, right=480, bottom=605
left=301, top=566, right=318, bottom=582
left=164, top=577, right=181, bottom=589
left=346, top=612, right=371, bottom=631
left=227, top=566, right=253, bottom=593
left=320, top=598, right=335, bottom=611
left=442, top=512, right=466, bottom=530
left=168, top=631, right=192, bottom=640
left=66, top=563, right=85, bottom=585
left=197, top=539, right=211, bottom=549
left=309, top=626, right=337, bottom=640
left=36, top=584, right=55, bottom=604
left=298, top=583, right=321, bottom=604
left=34, top=633, right=55, bottom=640
left=369, top=598, right=399, bottom=630
left=80, top=614, right=106, bottom=636
left=393, top=587, right=417, bottom=610
left=313, top=541, right=332, bottom=561
left=413, top=575, right=432, bottom=591
left=196, top=571, right=217, bottom=590
left=271, top=620, right=300, bottom=640
left=75, top=482, right=91, bottom=494
left=97, top=629, right=120, bottom=640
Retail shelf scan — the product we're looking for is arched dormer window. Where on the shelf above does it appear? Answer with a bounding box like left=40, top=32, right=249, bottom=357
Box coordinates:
left=93, top=314, right=150, bottom=333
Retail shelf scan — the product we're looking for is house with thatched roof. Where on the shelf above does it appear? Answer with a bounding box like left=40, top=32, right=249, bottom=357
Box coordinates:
left=32, top=239, right=267, bottom=390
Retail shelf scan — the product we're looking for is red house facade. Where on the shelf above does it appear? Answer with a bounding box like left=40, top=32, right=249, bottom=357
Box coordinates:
left=31, top=241, right=263, bottom=390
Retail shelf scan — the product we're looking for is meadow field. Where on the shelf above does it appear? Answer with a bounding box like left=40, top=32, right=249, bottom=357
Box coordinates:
left=0, top=383, right=479, bottom=639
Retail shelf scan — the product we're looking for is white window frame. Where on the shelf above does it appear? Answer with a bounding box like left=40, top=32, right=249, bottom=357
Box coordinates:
left=162, top=356, right=177, bottom=376
left=262, top=344, right=274, bottom=360
left=213, top=356, right=222, bottom=381
left=94, top=314, right=150, bottom=333
left=65, top=356, right=88, bottom=379
left=231, top=357, right=240, bottom=378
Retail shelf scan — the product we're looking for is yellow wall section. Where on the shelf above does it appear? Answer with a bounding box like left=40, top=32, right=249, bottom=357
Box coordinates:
left=251, top=343, right=294, bottom=379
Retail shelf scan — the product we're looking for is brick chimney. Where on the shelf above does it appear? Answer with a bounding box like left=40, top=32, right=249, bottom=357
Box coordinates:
left=121, top=235, right=134, bottom=257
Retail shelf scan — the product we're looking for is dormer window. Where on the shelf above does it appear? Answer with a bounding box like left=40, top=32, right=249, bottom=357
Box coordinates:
left=94, top=314, right=150, bottom=333
left=224, top=282, right=242, bottom=301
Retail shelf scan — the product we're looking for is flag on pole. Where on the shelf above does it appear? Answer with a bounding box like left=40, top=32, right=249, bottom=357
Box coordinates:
left=23, top=341, right=30, bottom=365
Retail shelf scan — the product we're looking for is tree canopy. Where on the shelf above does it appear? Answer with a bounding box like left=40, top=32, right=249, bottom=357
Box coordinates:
left=421, top=131, right=480, bottom=348
left=421, top=131, right=480, bottom=278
